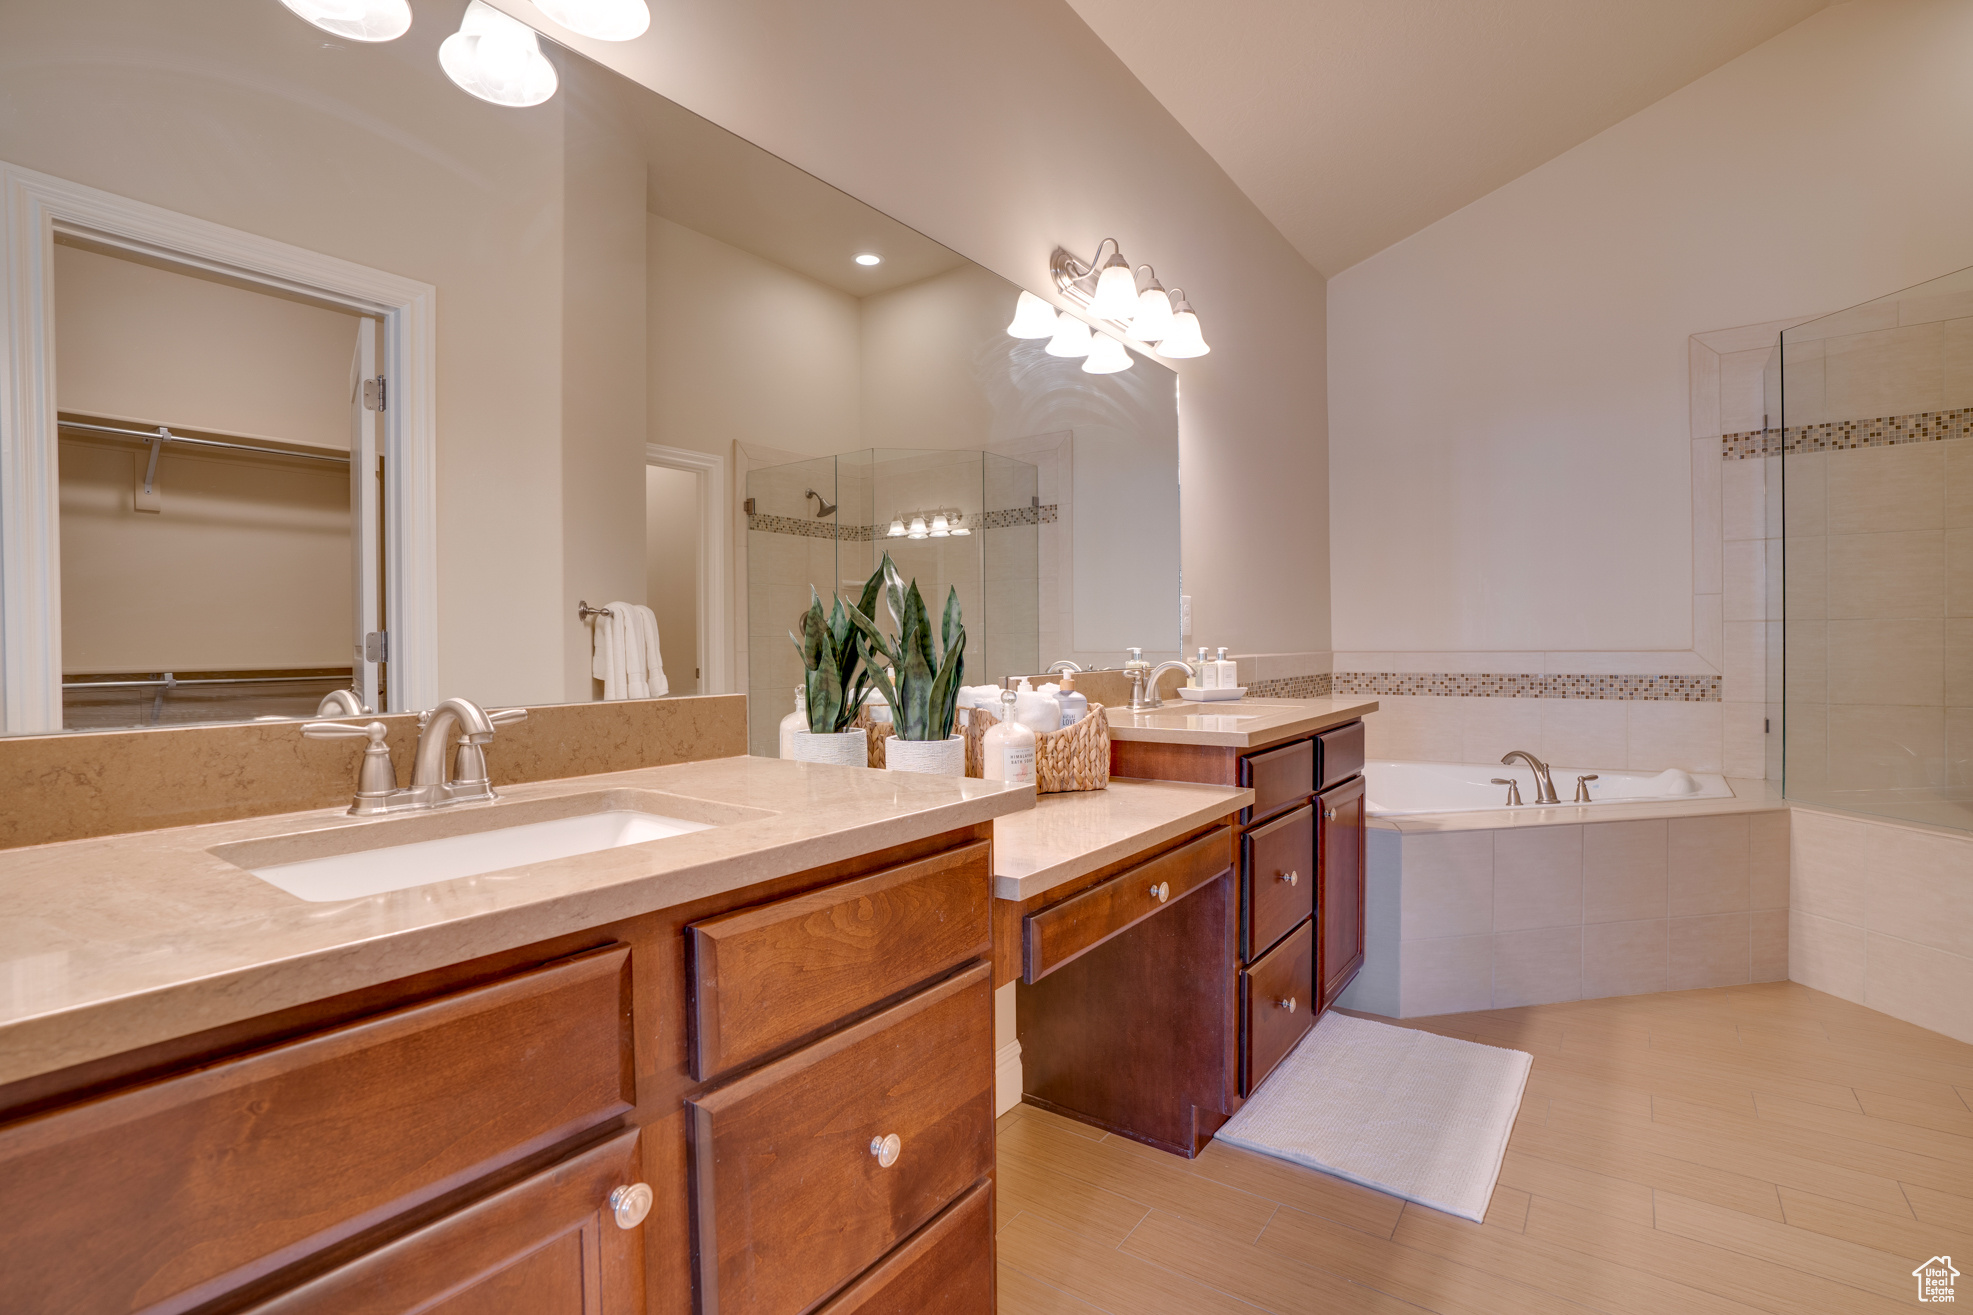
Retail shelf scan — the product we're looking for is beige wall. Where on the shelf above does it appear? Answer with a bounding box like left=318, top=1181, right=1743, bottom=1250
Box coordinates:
left=488, top=0, right=1333, bottom=659
left=646, top=214, right=862, bottom=459
left=1330, top=0, right=1973, bottom=660
left=644, top=466, right=700, bottom=694
left=53, top=244, right=361, bottom=450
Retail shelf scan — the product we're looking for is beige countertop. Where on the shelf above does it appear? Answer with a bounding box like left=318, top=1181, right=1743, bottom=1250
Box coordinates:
left=1368, top=776, right=1787, bottom=832
left=0, top=756, right=1033, bottom=1088
left=1104, top=697, right=1379, bottom=749
left=991, top=779, right=1254, bottom=903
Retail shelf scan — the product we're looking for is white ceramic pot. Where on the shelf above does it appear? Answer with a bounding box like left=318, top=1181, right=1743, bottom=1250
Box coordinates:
left=788, top=729, right=870, bottom=767
left=884, top=735, right=966, bottom=777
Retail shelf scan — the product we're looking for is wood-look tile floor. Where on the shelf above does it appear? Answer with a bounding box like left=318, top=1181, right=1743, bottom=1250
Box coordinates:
left=995, top=982, right=1973, bottom=1314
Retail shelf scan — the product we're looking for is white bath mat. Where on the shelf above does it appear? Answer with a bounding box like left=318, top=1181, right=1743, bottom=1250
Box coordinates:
left=1215, top=1012, right=1532, bottom=1223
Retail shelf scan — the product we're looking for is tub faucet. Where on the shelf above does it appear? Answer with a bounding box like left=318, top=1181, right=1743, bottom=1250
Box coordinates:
left=1489, top=777, right=1524, bottom=807
left=1500, top=750, right=1560, bottom=804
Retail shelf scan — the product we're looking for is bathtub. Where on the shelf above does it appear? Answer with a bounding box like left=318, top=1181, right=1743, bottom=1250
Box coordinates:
left=1365, top=759, right=1733, bottom=817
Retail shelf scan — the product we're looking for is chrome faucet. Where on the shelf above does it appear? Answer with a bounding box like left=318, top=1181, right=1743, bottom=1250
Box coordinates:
left=303, top=697, right=527, bottom=816
left=1500, top=750, right=1560, bottom=804
left=1046, top=660, right=1085, bottom=675
left=316, top=688, right=370, bottom=717
left=1128, top=659, right=1197, bottom=710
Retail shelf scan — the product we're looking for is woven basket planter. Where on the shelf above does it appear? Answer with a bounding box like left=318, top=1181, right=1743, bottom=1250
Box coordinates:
left=964, top=704, right=1109, bottom=793
left=883, top=735, right=966, bottom=776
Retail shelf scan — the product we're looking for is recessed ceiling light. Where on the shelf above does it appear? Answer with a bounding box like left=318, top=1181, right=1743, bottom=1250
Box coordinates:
left=854, top=253, right=882, bottom=266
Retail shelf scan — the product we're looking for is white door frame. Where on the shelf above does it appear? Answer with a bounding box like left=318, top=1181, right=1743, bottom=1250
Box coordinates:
left=0, top=159, right=439, bottom=732
left=644, top=443, right=731, bottom=695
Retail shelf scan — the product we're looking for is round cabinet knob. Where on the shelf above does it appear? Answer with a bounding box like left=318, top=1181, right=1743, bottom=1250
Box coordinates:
left=870, top=1133, right=902, bottom=1167
left=1277, top=996, right=1297, bottom=1013
left=1279, top=869, right=1299, bottom=886
left=1149, top=881, right=1169, bottom=904
left=1323, top=807, right=1338, bottom=821
left=609, top=1182, right=654, bottom=1231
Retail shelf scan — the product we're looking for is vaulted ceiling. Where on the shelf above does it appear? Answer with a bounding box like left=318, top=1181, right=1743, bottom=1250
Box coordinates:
left=1065, top=0, right=1834, bottom=276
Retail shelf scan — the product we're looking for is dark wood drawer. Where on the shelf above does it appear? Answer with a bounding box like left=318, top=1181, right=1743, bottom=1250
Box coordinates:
left=1023, top=828, right=1232, bottom=982
left=0, top=946, right=634, bottom=1315
left=1317, top=720, right=1365, bottom=791
left=688, top=840, right=991, bottom=1078
left=1239, top=738, right=1314, bottom=822
left=1240, top=919, right=1314, bottom=1095
left=814, top=1179, right=994, bottom=1314
left=1242, top=804, right=1314, bottom=963
left=241, top=1128, right=646, bottom=1315
left=689, top=963, right=994, bottom=1315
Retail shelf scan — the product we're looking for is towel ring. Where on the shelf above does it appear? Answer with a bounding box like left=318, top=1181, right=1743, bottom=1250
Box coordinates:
left=577, top=600, right=614, bottom=620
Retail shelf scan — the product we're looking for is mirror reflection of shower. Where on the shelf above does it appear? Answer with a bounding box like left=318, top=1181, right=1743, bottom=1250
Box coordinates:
left=745, top=449, right=1039, bottom=755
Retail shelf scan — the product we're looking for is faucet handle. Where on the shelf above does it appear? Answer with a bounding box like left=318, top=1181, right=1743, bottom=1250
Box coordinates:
left=304, top=720, right=398, bottom=807
left=486, top=707, right=528, bottom=726
left=302, top=719, right=385, bottom=742
left=1573, top=773, right=1599, bottom=803
left=1489, top=777, right=1524, bottom=806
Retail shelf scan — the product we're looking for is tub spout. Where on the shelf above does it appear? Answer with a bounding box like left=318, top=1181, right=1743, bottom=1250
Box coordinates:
left=1501, top=750, right=1560, bottom=804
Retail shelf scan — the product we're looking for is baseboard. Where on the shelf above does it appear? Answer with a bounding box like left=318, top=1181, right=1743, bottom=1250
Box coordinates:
left=995, top=1039, right=1022, bottom=1117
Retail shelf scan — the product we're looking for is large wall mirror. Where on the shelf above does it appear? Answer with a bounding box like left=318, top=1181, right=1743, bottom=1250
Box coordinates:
left=0, top=0, right=1180, bottom=743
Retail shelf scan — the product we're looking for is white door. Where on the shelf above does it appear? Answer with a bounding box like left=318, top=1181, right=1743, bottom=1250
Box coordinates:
left=350, top=318, right=383, bottom=711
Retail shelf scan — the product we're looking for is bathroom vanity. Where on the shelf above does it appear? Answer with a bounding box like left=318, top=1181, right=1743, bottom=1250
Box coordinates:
left=0, top=755, right=1031, bottom=1315
left=989, top=698, right=1375, bottom=1156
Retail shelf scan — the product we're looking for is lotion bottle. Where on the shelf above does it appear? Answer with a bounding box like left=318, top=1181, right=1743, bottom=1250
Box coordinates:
left=982, top=688, right=1036, bottom=784
left=778, top=686, right=807, bottom=758
left=1055, top=672, right=1088, bottom=727
left=1214, top=647, right=1239, bottom=689
left=1195, top=647, right=1216, bottom=688
left=1013, top=677, right=1062, bottom=733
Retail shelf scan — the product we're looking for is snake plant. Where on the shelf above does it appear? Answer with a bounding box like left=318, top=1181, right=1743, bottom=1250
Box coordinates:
left=846, top=552, right=966, bottom=742
left=788, top=565, right=885, bottom=734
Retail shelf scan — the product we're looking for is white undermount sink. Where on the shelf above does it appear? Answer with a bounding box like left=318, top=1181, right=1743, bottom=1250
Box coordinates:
left=212, top=789, right=758, bottom=903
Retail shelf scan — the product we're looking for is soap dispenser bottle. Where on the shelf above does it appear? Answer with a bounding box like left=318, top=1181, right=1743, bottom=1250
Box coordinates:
left=1195, top=646, right=1215, bottom=688
left=1214, top=647, right=1239, bottom=690
left=982, top=688, right=1037, bottom=783
left=1056, top=671, right=1088, bottom=727
left=778, top=686, right=807, bottom=759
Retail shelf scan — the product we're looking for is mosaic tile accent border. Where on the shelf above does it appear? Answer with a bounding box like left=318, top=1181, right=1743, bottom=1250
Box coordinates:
left=1246, top=673, right=1333, bottom=700
left=748, top=504, right=1057, bottom=540
left=1329, top=671, right=1721, bottom=702
left=1720, top=407, right=1973, bottom=460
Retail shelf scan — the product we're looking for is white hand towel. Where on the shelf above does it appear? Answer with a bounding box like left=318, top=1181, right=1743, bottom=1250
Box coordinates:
left=632, top=603, right=669, bottom=698
left=590, top=603, right=629, bottom=700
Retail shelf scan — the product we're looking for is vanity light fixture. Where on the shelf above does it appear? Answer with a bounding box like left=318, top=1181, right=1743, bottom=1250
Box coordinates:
left=854, top=252, right=883, bottom=266
left=530, top=0, right=650, bottom=41
left=892, top=508, right=968, bottom=539
left=279, top=0, right=412, bottom=42
left=887, top=516, right=906, bottom=537
left=907, top=515, right=928, bottom=539
left=441, top=1, right=559, bottom=107
left=1130, top=270, right=1176, bottom=343
left=1087, top=240, right=1141, bottom=322
left=929, top=512, right=950, bottom=537
left=1155, top=289, right=1210, bottom=358
left=1082, top=332, right=1132, bottom=375
left=1006, top=290, right=1059, bottom=338
left=1043, top=313, right=1093, bottom=359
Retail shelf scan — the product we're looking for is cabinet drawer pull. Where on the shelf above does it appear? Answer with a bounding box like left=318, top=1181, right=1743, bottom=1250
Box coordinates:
left=870, top=1133, right=902, bottom=1168
left=1149, top=881, right=1169, bottom=904
left=1277, top=996, right=1297, bottom=1013
left=610, top=1182, right=654, bottom=1230
left=1278, top=869, right=1299, bottom=887
left=1322, top=806, right=1337, bottom=821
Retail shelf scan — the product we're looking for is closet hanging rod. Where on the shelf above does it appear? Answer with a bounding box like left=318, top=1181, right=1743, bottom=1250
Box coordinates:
left=62, top=673, right=348, bottom=690
left=58, top=420, right=350, bottom=465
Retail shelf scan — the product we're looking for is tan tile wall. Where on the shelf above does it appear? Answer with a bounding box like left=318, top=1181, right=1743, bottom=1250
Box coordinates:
left=0, top=694, right=747, bottom=851
left=1789, top=806, right=1973, bottom=1045
left=1338, top=810, right=1790, bottom=1017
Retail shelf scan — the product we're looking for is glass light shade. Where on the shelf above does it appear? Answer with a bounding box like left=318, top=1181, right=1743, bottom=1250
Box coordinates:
left=951, top=526, right=972, bottom=536
left=530, top=0, right=650, bottom=40
left=1089, top=257, right=1140, bottom=322
left=1006, top=290, right=1059, bottom=338
left=1082, top=332, right=1133, bottom=374
left=280, top=0, right=412, bottom=41
left=1157, top=308, right=1210, bottom=358
left=1044, top=313, right=1093, bottom=358
left=440, top=2, right=559, bottom=107
left=930, top=512, right=949, bottom=533
left=887, top=518, right=906, bottom=537
left=907, top=516, right=928, bottom=538
left=1131, top=286, right=1176, bottom=342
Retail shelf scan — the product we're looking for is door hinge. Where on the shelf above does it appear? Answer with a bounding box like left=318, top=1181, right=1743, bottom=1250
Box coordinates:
left=362, top=376, right=387, bottom=411
left=364, top=631, right=388, bottom=664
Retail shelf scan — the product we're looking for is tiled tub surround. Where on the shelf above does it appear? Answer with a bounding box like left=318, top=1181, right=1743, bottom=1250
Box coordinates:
left=1336, top=806, right=1790, bottom=1018
left=1790, top=805, right=1973, bottom=1045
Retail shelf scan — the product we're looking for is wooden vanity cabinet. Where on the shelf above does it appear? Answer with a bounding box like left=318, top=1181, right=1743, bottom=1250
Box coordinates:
left=1110, top=718, right=1368, bottom=1106
left=0, top=822, right=998, bottom=1315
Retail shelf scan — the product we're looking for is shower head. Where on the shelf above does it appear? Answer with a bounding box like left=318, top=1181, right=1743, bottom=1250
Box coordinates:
left=805, top=489, right=837, bottom=518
